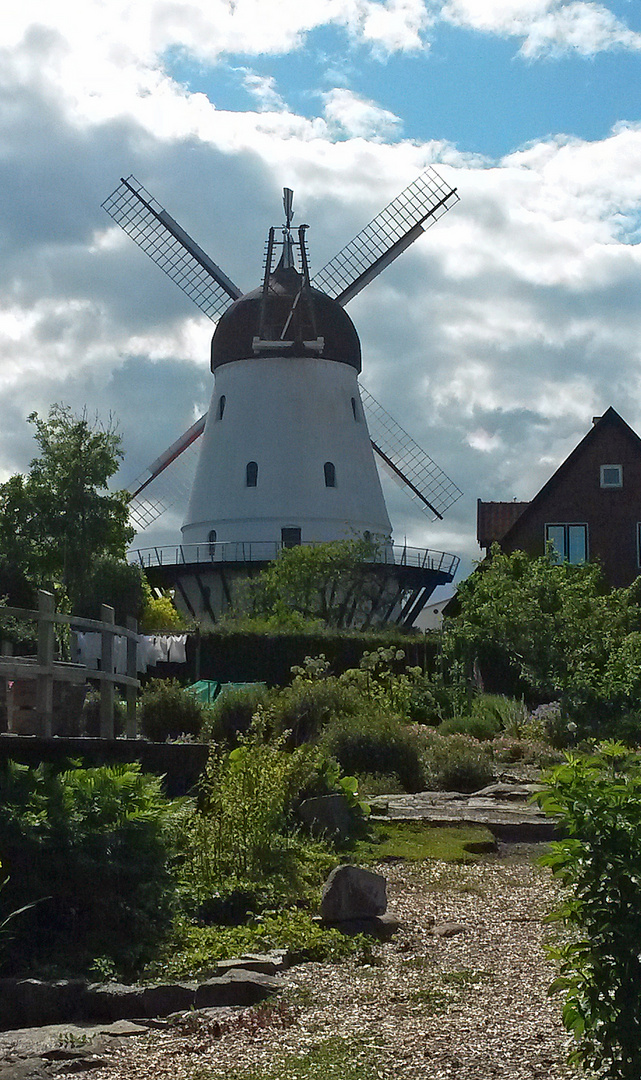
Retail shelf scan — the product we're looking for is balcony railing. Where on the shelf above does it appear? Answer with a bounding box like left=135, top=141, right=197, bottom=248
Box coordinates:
left=132, top=541, right=460, bottom=578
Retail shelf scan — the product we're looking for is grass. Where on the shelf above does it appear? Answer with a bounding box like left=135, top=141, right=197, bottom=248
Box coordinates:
left=190, top=1036, right=390, bottom=1080
left=143, top=909, right=374, bottom=982
left=350, top=820, right=496, bottom=864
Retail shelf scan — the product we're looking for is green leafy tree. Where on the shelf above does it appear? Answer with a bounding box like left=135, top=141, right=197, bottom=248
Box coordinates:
left=538, top=743, right=641, bottom=1078
left=446, top=546, right=641, bottom=699
left=244, top=537, right=386, bottom=630
left=0, top=405, right=133, bottom=611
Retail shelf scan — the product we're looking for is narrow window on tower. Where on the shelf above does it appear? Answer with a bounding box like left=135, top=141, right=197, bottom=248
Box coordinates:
left=351, top=397, right=359, bottom=421
left=324, top=462, right=336, bottom=487
left=208, top=529, right=217, bottom=558
left=246, top=461, right=258, bottom=487
left=217, top=395, right=226, bottom=420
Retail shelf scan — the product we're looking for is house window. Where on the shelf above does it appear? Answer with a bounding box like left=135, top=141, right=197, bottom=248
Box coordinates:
left=324, top=461, right=336, bottom=487
left=246, top=461, right=258, bottom=487
left=281, top=527, right=301, bottom=548
left=600, top=464, right=622, bottom=488
left=217, top=395, right=226, bottom=420
left=545, top=523, right=588, bottom=564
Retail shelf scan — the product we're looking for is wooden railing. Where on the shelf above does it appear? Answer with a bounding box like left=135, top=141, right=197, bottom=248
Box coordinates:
left=0, top=590, right=140, bottom=739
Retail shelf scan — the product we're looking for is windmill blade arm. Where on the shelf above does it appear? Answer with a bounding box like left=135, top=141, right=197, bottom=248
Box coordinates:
left=312, top=166, right=458, bottom=305
left=370, top=439, right=442, bottom=520
left=361, top=384, right=462, bottom=522
left=128, top=414, right=207, bottom=499
left=101, top=176, right=242, bottom=322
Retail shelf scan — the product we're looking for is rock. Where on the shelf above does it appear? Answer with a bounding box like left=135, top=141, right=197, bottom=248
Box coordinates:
left=0, top=980, right=87, bottom=1030
left=433, top=922, right=468, bottom=938
left=320, top=865, right=387, bottom=922
left=319, top=912, right=401, bottom=940
left=194, top=971, right=282, bottom=1008
left=216, top=953, right=287, bottom=977
left=82, top=985, right=146, bottom=1022
left=299, top=795, right=354, bottom=841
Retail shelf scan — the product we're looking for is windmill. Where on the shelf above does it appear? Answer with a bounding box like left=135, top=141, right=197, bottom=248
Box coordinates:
left=102, top=169, right=462, bottom=627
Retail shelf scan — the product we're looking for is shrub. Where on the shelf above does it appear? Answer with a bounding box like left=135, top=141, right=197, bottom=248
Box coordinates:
left=321, top=710, right=426, bottom=793
left=186, top=711, right=330, bottom=894
left=421, top=732, right=493, bottom=792
left=272, top=677, right=361, bottom=745
left=200, top=684, right=271, bottom=744
left=537, top=743, right=641, bottom=1078
left=139, top=678, right=205, bottom=741
left=438, top=714, right=500, bottom=741
left=0, top=761, right=179, bottom=977
left=80, top=689, right=126, bottom=737
left=471, top=694, right=528, bottom=736
left=490, top=735, right=562, bottom=768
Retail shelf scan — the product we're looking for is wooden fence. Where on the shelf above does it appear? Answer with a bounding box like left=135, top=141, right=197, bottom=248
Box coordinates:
left=0, top=590, right=140, bottom=738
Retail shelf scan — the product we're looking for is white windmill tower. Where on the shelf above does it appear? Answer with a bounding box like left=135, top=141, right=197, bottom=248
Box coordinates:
left=102, top=169, right=463, bottom=627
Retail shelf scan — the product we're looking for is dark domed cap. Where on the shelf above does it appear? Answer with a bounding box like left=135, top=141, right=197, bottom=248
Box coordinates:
left=211, top=264, right=361, bottom=372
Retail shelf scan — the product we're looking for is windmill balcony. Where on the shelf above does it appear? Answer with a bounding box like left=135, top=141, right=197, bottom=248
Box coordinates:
left=132, top=541, right=460, bottom=576
left=131, top=541, right=459, bottom=629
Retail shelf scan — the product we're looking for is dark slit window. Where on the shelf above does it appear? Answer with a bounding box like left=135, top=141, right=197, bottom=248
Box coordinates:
left=246, top=461, right=258, bottom=487
left=351, top=397, right=358, bottom=420
left=217, top=395, right=226, bottom=420
left=281, top=527, right=301, bottom=548
left=208, top=529, right=217, bottom=557
left=324, top=462, right=336, bottom=487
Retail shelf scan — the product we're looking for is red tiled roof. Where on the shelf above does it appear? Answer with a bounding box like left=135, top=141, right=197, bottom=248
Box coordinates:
left=477, top=500, right=529, bottom=548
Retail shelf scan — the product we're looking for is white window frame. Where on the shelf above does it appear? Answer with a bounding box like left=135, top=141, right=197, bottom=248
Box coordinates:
left=545, top=523, right=589, bottom=564
left=600, top=464, right=623, bottom=488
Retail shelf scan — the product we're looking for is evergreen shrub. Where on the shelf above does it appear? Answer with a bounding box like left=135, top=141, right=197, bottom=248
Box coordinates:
left=201, top=685, right=271, bottom=745
left=322, top=711, right=426, bottom=793
left=139, top=678, right=205, bottom=741
left=421, top=732, right=493, bottom=792
left=271, top=677, right=361, bottom=745
left=0, top=760, right=179, bottom=977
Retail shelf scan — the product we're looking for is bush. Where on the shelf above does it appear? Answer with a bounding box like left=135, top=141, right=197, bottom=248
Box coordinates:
left=490, top=735, right=562, bottom=768
left=80, top=689, right=126, bottom=737
left=0, top=761, right=179, bottom=977
left=186, top=711, right=330, bottom=893
left=438, top=714, right=500, bottom=741
left=538, top=743, right=641, bottom=1078
left=272, top=677, right=361, bottom=745
left=139, top=679, right=205, bottom=741
left=201, top=685, right=271, bottom=745
left=322, top=711, right=426, bottom=793
left=421, top=732, right=494, bottom=792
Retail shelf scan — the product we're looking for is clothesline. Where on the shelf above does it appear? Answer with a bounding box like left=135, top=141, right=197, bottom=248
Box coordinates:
left=75, top=633, right=188, bottom=674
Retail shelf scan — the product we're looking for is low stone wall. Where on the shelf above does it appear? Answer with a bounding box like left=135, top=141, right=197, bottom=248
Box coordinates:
left=0, top=735, right=209, bottom=798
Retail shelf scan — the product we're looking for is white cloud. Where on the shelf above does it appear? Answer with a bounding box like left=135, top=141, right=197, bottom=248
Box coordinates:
left=2, top=0, right=641, bottom=574
left=441, top=0, right=641, bottom=57
left=239, top=71, right=287, bottom=112
left=323, top=88, right=403, bottom=139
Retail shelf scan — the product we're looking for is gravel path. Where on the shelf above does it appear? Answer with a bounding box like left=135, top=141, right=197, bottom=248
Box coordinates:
left=63, top=848, right=574, bottom=1080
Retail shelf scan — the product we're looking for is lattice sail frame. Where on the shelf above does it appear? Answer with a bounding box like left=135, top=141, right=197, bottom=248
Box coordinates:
left=103, top=169, right=462, bottom=530
left=101, top=176, right=242, bottom=320
left=359, top=387, right=462, bottom=521
left=312, top=166, right=459, bottom=304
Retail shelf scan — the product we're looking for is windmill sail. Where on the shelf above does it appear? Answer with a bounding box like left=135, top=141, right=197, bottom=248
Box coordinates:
left=359, top=387, right=462, bottom=520
left=101, top=176, right=242, bottom=320
left=105, top=171, right=463, bottom=533
left=312, top=166, right=458, bottom=306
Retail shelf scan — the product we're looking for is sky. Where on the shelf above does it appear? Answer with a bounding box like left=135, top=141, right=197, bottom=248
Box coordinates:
left=2, top=0, right=641, bottom=586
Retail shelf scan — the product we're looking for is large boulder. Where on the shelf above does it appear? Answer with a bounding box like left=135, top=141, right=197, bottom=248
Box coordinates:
left=299, top=795, right=354, bottom=841
left=320, top=865, right=387, bottom=922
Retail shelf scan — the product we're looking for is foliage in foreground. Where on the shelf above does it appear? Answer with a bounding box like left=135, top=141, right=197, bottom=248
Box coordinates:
left=538, top=743, right=641, bottom=1079
left=0, top=761, right=180, bottom=978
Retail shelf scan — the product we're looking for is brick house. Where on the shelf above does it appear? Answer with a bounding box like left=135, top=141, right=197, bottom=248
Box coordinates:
left=477, top=407, right=641, bottom=588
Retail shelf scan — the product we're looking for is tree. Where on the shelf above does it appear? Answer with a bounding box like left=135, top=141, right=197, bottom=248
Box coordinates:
left=243, top=537, right=386, bottom=630
left=0, top=405, right=134, bottom=611
left=446, top=545, right=641, bottom=700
